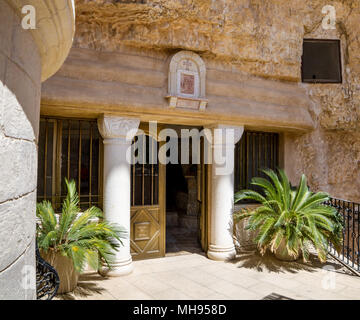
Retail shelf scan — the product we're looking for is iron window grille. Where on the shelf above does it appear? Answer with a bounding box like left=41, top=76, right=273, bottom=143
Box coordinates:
left=234, top=131, right=279, bottom=202
left=37, top=118, right=103, bottom=210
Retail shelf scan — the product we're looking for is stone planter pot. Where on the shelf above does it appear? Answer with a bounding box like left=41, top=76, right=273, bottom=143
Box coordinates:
left=233, top=216, right=258, bottom=251
left=40, top=250, right=79, bottom=294
left=233, top=204, right=260, bottom=252
left=273, top=239, right=301, bottom=262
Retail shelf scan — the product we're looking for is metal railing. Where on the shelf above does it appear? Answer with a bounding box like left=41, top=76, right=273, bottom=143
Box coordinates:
left=325, top=197, right=360, bottom=273
left=36, top=243, right=59, bottom=300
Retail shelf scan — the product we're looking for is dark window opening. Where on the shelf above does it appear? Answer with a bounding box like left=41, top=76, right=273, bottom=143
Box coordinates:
left=301, top=39, right=342, bottom=83
left=37, top=118, right=102, bottom=210
left=234, top=131, right=280, bottom=203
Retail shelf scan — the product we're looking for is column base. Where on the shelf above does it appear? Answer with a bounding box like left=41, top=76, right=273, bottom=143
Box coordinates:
left=207, top=244, right=236, bottom=261
left=99, top=256, right=134, bottom=277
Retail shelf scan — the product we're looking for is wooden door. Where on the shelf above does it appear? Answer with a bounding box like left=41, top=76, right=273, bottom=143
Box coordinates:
left=130, top=125, right=166, bottom=260
left=198, top=137, right=209, bottom=252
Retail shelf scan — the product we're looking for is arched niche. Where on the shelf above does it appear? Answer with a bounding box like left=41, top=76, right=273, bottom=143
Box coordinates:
left=166, top=50, right=208, bottom=111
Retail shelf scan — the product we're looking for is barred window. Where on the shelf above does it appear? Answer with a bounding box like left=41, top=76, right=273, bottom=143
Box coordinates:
left=131, top=134, right=159, bottom=206
left=37, top=118, right=103, bottom=210
left=234, top=131, right=279, bottom=199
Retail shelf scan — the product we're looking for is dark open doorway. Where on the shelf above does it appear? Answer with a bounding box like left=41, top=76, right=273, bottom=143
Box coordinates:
left=164, top=125, right=204, bottom=255
left=166, top=163, right=202, bottom=255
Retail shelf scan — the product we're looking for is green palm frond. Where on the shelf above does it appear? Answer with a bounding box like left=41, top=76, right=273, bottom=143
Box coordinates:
left=235, top=189, right=267, bottom=204
left=58, top=179, right=80, bottom=242
left=36, top=201, right=57, bottom=234
left=292, top=174, right=309, bottom=211
left=234, top=169, right=344, bottom=263
left=36, top=178, right=127, bottom=273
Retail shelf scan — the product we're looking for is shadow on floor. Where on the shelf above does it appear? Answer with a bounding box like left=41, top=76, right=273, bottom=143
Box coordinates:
left=262, top=292, right=294, bottom=300
left=56, top=272, right=108, bottom=300
left=228, top=248, right=352, bottom=276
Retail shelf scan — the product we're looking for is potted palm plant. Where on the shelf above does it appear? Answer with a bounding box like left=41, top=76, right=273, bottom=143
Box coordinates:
left=36, top=178, right=127, bottom=294
left=234, top=169, right=343, bottom=262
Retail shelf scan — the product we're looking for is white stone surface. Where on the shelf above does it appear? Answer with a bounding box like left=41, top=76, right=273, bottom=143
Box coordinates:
left=0, top=192, right=36, bottom=271
left=98, top=116, right=140, bottom=276
left=0, top=239, right=36, bottom=300
left=207, top=125, right=244, bottom=261
left=3, top=60, right=39, bottom=141
left=0, top=136, right=37, bottom=203
left=0, top=0, right=74, bottom=300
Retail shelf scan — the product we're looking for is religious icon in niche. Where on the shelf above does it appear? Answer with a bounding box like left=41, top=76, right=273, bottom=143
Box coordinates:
left=180, top=73, right=195, bottom=95
left=167, top=50, right=208, bottom=111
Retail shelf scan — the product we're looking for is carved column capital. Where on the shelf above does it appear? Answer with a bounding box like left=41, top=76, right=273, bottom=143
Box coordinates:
left=97, top=115, right=140, bottom=142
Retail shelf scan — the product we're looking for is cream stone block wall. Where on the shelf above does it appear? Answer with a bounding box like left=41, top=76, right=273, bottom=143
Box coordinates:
left=0, top=0, right=75, bottom=300
left=0, top=1, right=40, bottom=300
left=41, top=47, right=314, bottom=132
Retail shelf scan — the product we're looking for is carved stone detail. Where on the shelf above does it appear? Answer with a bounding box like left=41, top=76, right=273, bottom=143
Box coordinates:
left=97, top=115, right=140, bottom=140
left=167, top=50, right=208, bottom=111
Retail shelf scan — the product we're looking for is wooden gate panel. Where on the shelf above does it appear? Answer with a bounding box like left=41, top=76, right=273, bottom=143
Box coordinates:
left=131, top=206, right=163, bottom=259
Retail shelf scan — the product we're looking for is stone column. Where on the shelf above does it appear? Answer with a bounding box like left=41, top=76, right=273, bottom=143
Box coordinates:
left=207, top=125, right=244, bottom=261
left=98, top=115, right=140, bottom=276
left=0, top=0, right=74, bottom=300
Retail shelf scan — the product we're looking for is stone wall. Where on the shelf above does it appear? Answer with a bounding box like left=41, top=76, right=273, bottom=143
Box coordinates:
left=0, top=1, right=40, bottom=299
left=287, top=1, right=360, bottom=201
left=0, top=0, right=75, bottom=299
left=70, top=0, right=360, bottom=201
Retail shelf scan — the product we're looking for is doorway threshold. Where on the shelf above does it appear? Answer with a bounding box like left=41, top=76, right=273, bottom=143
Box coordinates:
left=165, top=250, right=204, bottom=257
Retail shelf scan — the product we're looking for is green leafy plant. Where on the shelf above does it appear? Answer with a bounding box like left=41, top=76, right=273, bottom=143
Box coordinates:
left=36, top=178, right=127, bottom=273
left=234, top=169, right=343, bottom=262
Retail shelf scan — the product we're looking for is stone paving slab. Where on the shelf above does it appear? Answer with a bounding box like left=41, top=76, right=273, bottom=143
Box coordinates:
left=56, top=251, right=360, bottom=300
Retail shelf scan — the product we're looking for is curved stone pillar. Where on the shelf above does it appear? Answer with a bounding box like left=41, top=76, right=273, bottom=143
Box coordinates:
left=0, top=0, right=75, bottom=299
left=5, top=0, right=76, bottom=82
left=207, top=125, right=244, bottom=261
left=98, top=115, right=140, bottom=276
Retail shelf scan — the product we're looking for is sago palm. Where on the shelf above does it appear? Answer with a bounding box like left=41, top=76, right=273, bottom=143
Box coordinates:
left=234, top=169, right=343, bottom=262
left=36, top=178, right=127, bottom=273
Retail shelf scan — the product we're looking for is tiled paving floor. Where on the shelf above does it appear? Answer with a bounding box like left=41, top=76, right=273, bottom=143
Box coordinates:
left=57, top=250, right=360, bottom=300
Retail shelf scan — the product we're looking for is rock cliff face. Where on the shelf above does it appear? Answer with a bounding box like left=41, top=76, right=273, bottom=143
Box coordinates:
left=74, top=0, right=360, bottom=201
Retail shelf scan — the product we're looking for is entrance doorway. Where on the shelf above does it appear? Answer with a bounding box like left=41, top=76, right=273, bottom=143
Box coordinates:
left=166, top=163, right=202, bottom=255
left=129, top=123, right=209, bottom=260
left=164, top=124, right=209, bottom=255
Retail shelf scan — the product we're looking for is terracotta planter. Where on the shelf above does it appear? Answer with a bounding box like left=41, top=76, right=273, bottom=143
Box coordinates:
left=40, top=250, right=79, bottom=294
left=274, top=239, right=301, bottom=262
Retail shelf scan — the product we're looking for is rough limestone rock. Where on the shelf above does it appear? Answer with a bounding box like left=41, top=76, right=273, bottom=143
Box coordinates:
left=73, top=0, right=360, bottom=201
